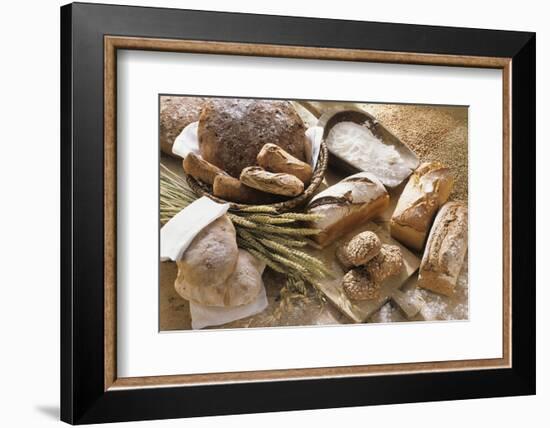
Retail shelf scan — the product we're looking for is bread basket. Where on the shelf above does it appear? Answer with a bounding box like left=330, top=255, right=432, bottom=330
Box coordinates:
left=186, top=140, right=328, bottom=212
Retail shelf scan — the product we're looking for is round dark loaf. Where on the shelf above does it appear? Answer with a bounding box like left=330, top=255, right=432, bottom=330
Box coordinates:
left=198, top=98, right=307, bottom=177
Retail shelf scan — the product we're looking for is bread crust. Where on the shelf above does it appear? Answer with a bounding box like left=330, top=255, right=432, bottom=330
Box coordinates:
left=417, top=202, right=468, bottom=296
left=198, top=99, right=306, bottom=177
left=390, top=162, right=454, bottom=251
left=240, top=166, right=304, bottom=197
left=160, top=96, right=209, bottom=156
left=183, top=153, right=227, bottom=185
left=307, top=173, right=389, bottom=247
left=257, top=143, right=313, bottom=185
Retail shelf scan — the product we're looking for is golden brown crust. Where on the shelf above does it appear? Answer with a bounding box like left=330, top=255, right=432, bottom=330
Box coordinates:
left=182, top=153, right=227, bottom=185
left=390, top=162, right=454, bottom=250
left=257, top=143, right=313, bottom=185
left=160, top=96, right=209, bottom=156
left=240, top=166, right=304, bottom=196
left=198, top=98, right=306, bottom=177
left=212, top=174, right=277, bottom=204
left=417, top=202, right=468, bottom=296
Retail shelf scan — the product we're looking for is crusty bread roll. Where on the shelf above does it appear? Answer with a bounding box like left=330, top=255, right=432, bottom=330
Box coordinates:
left=160, top=96, right=209, bottom=157
left=257, top=143, right=313, bottom=185
left=198, top=99, right=307, bottom=177
left=390, top=162, right=454, bottom=251
left=363, top=244, right=403, bottom=284
left=175, top=215, right=238, bottom=304
left=240, top=166, right=304, bottom=197
left=183, top=153, right=227, bottom=185
left=306, top=172, right=389, bottom=247
left=176, top=249, right=264, bottom=307
left=417, top=202, right=468, bottom=296
left=212, top=175, right=276, bottom=204
left=336, top=231, right=382, bottom=269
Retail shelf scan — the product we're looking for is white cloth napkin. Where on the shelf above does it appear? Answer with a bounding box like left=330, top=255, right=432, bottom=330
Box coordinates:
left=172, top=121, right=323, bottom=169
left=160, top=196, right=229, bottom=262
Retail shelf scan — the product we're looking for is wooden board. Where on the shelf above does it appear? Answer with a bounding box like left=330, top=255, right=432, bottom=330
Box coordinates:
left=310, top=223, right=421, bottom=323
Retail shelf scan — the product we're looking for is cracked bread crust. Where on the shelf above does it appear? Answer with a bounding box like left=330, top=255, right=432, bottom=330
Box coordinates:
left=418, top=202, right=468, bottom=296
left=198, top=99, right=306, bottom=177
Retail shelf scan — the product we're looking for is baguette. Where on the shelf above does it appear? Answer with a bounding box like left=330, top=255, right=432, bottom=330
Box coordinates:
left=183, top=152, right=227, bottom=185
left=213, top=174, right=275, bottom=204
left=306, top=172, right=389, bottom=247
left=417, top=202, right=468, bottom=296
left=257, top=143, right=313, bottom=185
left=240, top=166, right=304, bottom=197
left=390, top=162, right=454, bottom=251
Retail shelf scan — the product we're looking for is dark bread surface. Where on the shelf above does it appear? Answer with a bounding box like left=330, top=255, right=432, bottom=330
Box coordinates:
left=198, top=98, right=306, bottom=177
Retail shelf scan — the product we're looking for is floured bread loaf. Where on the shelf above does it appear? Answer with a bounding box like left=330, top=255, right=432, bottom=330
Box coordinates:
left=175, top=215, right=238, bottom=304
left=160, top=96, right=209, bottom=156
left=306, top=172, right=389, bottom=247
left=176, top=249, right=264, bottom=307
left=417, top=202, right=468, bottom=296
left=198, top=99, right=307, bottom=177
left=390, top=162, right=454, bottom=251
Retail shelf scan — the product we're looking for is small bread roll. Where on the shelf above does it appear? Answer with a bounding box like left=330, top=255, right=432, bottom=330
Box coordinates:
left=417, top=202, right=468, bottom=296
left=390, top=162, right=454, bottom=251
left=363, top=244, right=403, bottom=284
left=175, top=215, right=238, bottom=302
left=257, top=143, right=313, bottom=185
left=240, top=166, right=304, bottom=197
left=342, top=268, right=380, bottom=301
left=213, top=174, right=276, bottom=204
left=183, top=153, right=226, bottom=185
left=176, top=249, right=264, bottom=307
left=336, top=231, right=382, bottom=269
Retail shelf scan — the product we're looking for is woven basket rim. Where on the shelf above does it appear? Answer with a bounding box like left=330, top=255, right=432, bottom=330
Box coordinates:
left=186, top=141, right=328, bottom=212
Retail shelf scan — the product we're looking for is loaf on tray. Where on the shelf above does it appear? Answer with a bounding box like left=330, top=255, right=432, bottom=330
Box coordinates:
left=306, top=172, right=389, bottom=247
left=417, top=202, right=468, bottom=296
left=390, top=162, right=454, bottom=251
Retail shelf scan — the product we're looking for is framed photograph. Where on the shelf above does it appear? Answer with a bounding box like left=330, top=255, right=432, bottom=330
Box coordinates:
left=60, top=2, right=536, bottom=424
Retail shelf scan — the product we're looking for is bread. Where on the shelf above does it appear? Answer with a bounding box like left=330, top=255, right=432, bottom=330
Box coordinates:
left=306, top=172, right=389, bottom=247
left=336, top=231, right=382, bottom=269
left=417, top=202, right=468, bottom=296
left=198, top=99, right=307, bottom=177
left=175, top=215, right=238, bottom=304
left=160, top=96, right=209, bottom=157
left=363, top=244, right=403, bottom=284
left=342, top=268, right=380, bottom=301
left=212, top=174, right=277, bottom=204
left=240, top=166, right=304, bottom=197
left=390, top=162, right=454, bottom=251
left=183, top=153, right=227, bottom=185
left=176, top=249, right=264, bottom=307
left=257, top=143, right=313, bottom=185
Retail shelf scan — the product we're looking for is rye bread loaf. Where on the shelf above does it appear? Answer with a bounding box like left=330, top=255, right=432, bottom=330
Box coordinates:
left=160, top=96, right=209, bottom=156
left=198, top=99, right=307, bottom=177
